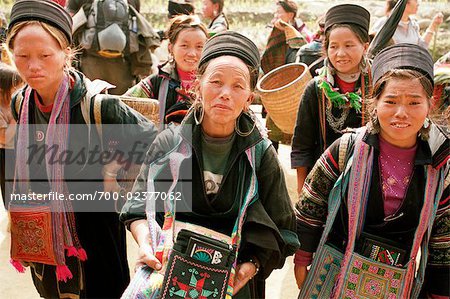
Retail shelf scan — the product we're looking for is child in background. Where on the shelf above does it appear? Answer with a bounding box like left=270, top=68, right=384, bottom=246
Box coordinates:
left=0, top=13, right=10, bottom=64
left=0, top=63, right=23, bottom=210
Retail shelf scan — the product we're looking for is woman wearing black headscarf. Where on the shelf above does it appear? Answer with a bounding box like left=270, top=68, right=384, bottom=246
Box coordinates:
left=295, top=43, right=449, bottom=298
left=121, top=31, right=299, bottom=298
left=6, top=0, right=157, bottom=297
left=291, top=4, right=372, bottom=195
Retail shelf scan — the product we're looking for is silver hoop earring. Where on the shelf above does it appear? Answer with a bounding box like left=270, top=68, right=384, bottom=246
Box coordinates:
left=367, top=111, right=380, bottom=134
left=419, top=117, right=431, bottom=140
left=235, top=111, right=256, bottom=137
left=193, top=101, right=204, bottom=125
left=423, top=117, right=430, bottom=129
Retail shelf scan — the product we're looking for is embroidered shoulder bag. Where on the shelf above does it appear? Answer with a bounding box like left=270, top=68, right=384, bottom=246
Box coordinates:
left=121, top=131, right=269, bottom=299
left=298, top=129, right=445, bottom=299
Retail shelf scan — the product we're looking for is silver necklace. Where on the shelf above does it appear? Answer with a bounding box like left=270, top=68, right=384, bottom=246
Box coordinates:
left=326, top=103, right=350, bottom=133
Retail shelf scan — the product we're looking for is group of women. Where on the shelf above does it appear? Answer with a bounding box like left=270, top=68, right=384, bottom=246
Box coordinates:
left=1, top=0, right=448, bottom=299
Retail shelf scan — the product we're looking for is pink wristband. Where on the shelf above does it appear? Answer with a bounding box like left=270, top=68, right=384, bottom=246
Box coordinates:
left=294, top=249, right=313, bottom=266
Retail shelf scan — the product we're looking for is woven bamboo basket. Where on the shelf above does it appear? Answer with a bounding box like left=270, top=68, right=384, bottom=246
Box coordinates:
left=120, top=96, right=160, bottom=126
left=257, top=63, right=311, bottom=134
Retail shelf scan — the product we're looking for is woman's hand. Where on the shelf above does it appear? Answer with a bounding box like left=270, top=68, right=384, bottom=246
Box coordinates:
left=273, top=19, right=288, bottom=31
left=135, top=243, right=162, bottom=272
left=431, top=12, right=444, bottom=30
left=102, top=162, right=122, bottom=193
left=294, top=265, right=309, bottom=289
left=103, top=174, right=121, bottom=193
left=232, top=262, right=257, bottom=295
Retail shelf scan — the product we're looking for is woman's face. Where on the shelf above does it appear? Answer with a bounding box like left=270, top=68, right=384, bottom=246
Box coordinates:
left=274, top=4, right=294, bottom=23
left=376, top=77, right=429, bottom=148
left=327, top=27, right=368, bottom=74
left=12, top=24, right=66, bottom=95
left=199, top=55, right=253, bottom=137
left=170, top=28, right=207, bottom=73
left=202, top=0, right=218, bottom=19
left=405, top=0, right=419, bottom=16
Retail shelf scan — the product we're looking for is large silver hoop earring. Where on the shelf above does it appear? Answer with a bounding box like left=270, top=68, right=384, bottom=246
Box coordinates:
left=419, top=117, right=431, bottom=141
left=360, top=54, right=368, bottom=71
left=367, top=110, right=380, bottom=134
left=235, top=111, right=256, bottom=137
left=193, top=101, right=204, bottom=125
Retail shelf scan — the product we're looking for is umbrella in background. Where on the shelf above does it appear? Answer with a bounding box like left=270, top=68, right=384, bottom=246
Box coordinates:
left=368, top=0, right=408, bottom=59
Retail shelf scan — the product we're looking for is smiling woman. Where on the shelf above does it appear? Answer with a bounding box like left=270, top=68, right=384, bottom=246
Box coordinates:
left=124, top=15, right=208, bottom=125
left=295, top=43, right=449, bottom=299
left=291, top=4, right=371, bottom=198
left=373, top=74, right=430, bottom=148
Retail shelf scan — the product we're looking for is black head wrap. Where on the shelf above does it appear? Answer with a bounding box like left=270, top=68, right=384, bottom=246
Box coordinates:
left=8, top=0, right=72, bottom=44
left=277, top=1, right=297, bottom=15
left=199, top=31, right=260, bottom=89
left=372, top=43, right=434, bottom=86
left=324, top=4, right=370, bottom=35
left=168, top=0, right=195, bottom=19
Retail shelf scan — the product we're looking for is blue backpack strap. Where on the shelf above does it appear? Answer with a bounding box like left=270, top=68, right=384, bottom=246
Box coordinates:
left=254, top=138, right=271, bottom=172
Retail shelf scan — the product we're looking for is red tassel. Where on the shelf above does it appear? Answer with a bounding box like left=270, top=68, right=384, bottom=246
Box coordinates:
left=10, top=259, right=25, bottom=273
left=56, top=265, right=73, bottom=282
left=66, top=246, right=78, bottom=257
left=77, top=248, right=87, bottom=261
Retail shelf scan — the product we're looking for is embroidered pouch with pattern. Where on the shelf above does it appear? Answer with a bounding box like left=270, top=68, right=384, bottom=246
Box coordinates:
left=159, top=229, right=235, bottom=299
left=10, top=205, right=57, bottom=265
left=299, top=243, right=343, bottom=298
left=359, top=232, right=407, bottom=267
left=299, top=243, right=409, bottom=299
left=339, top=251, right=408, bottom=299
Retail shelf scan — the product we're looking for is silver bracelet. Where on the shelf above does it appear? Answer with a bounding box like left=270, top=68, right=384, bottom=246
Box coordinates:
left=102, top=169, right=118, bottom=178
left=248, top=258, right=260, bottom=278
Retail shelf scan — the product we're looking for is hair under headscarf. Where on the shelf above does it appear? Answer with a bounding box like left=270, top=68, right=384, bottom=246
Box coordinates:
left=8, top=0, right=72, bottom=43
left=198, top=31, right=260, bottom=89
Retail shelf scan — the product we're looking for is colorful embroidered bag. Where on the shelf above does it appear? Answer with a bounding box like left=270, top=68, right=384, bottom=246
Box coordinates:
left=299, top=129, right=444, bottom=299
left=121, top=129, right=268, bottom=299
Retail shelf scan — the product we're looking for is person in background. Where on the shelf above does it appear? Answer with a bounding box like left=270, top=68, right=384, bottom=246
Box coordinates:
left=291, top=4, right=372, bottom=195
left=433, top=50, right=450, bottom=124
left=294, top=43, right=449, bottom=298
left=124, top=15, right=208, bottom=125
left=294, top=15, right=326, bottom=76
left=67, top=0, right=143, bottom=95
left=6, top=0, right=158, bottom=297
left=52, top=0, right=66, bottom=6
left=120, top=31, right=299, bottom=299
left=271, top=0, right=313, bottom=47
left=371, top=0, right=443, bottom=48
left=261, top=0, right=313, bottom=152
left=202, top=0, right=229, bottom=36
left=0, top=63, right=23, bottom=210
left=168, top=0, right=195, bottom=19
